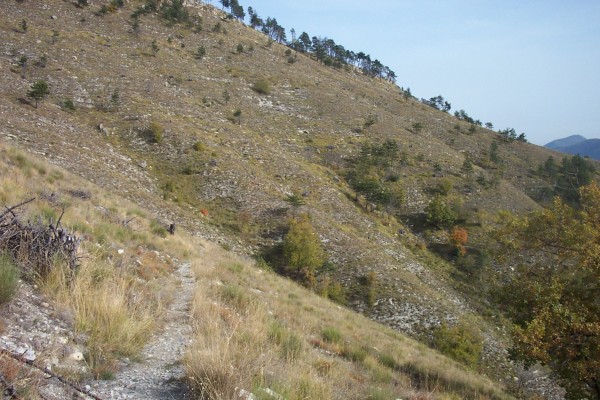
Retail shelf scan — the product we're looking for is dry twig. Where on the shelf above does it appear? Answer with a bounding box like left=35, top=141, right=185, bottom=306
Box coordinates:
left=0, top=198, right=80, bottom=279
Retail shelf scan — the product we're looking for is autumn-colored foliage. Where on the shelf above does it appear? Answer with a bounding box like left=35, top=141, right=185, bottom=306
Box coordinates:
left=493, top=182, right=600, bottom=400
left=449, top=227, right=468, bottom=256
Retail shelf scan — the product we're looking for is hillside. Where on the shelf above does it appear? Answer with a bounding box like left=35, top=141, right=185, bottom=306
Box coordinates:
left=0, top=142, right=521, bottom=399
left=545, top=135, right=600, bottom=160
left=0, top=0, right=591, bottom=398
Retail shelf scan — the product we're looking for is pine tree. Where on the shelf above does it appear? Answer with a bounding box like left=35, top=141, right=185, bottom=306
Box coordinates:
left=461, top=157, right=474, bottom=179
left=27, top=80, right=49, bottom=109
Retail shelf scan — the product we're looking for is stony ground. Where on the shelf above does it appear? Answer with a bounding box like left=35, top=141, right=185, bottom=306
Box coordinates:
left=0, top=1, right=578, bottom=397
left=0, top=261, right=196, bottom=400
left=87, top=262, right=195, bottom=400
left=0, top=281, right=85, bottom=400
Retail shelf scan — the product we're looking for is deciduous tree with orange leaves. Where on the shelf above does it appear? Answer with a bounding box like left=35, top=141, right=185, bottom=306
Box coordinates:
left=449, top=227, right=468, bottom=256
left=493, top=183, right=600, bottom=399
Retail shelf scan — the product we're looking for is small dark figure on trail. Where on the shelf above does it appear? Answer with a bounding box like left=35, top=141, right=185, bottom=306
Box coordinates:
left=168, top=223, right=176, bottom=235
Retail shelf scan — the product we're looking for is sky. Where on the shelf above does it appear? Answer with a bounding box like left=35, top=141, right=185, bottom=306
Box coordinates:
left=214, top=0, right=600, bottom=145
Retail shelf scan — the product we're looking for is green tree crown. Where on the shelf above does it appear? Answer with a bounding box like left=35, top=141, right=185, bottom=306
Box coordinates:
left=27, top=80, right=50, bottom=109
left=283, top=215, right=325, bottom=275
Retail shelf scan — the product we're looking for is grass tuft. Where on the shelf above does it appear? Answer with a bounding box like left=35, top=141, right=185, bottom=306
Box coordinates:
left=321, top=326, right=342, bottom=344
left=45, top=261, right=157, bottom=377
left=0, top=253, right=20, bottom=305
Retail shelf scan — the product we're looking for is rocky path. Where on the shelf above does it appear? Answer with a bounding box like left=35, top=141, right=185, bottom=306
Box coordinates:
left=88, top=262, right=195, bottom=400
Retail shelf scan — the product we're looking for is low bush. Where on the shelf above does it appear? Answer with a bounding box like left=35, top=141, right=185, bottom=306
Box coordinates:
left=251, top=78, right=271, bottom=95
left=142, top=122, right=164, bottom=144
left=433, top=319, right=483, bottom=369
left=61, top=99, right=76, bottom=111
left=425, top=196, right=458, bottom=229
left=160, top=0, right=189, bottom=25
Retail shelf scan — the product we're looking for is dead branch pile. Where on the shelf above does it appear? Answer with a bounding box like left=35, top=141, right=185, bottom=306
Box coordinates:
left=0, top=198, right=80, bottom=279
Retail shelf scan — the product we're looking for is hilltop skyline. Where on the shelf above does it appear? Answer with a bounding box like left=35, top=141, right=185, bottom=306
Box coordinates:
left=236, top=0, right=600, bottom=145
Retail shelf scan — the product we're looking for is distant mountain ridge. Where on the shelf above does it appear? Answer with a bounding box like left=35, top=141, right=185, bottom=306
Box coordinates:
left=545, top=135, right=600, bottom=160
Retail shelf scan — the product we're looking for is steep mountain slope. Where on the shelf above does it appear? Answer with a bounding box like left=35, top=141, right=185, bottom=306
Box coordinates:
left=0, top=142, right=522, bottom=400
left=0, top=1, right=585, bottom=397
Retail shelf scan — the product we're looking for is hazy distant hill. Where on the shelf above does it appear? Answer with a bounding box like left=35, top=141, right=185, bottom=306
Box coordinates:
left=545, top=135, right=600, bottom=159
left=545, top=135, right=587, bottom=150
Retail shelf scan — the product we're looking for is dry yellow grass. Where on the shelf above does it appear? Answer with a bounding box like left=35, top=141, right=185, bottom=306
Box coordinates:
left=184, top=240, right=513, bottom=400
left=0, top=133, right=513, bottom=399
left=44, top=259, right=160, bottom=377
left=0, top=142, right=180, bottom=378
left=0, top=0, right=563, bottom=396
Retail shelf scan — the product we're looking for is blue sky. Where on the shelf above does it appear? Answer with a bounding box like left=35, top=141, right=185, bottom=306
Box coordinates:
left=216, top=0, right=600, bottom=145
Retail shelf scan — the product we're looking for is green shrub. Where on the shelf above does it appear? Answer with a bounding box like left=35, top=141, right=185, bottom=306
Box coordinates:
left=369, top=388, right=395, bottom=400
left=164, top=180, right=175, bottom=193
left=19, top=56, right=29, bottom=68
left=142, top=122, right=164, bottom=144
left=225, top=262, right=244, bottom=274
left=61, top=99, right=76, bottom=111
left=267, top=320, right=303, bottom=361
left=160, top=0, right=189, bottom=25
left=318, top=276, right=347, bottom=305
left=12, top=152, right=31, bottom=170
left=253, top=257, right=272, bottom=271
left=151, top=39, right=159, bottom=56
left=425, top=196, right=457, bottom=229
left=191, top=141, right=205, bottom=152
left=232, top=109, right=242, bottom=125
left=361, top=271, right=378, bottom=308
left=96, top=5, right=109, bottom=15
left=435, top=179, right=453, bottom=196
left=0, top=254, right=19, bottom=305
left=412, top=122, right=423, bottom=133
left=251, top=79, right=271, bottom=95
left=195, top=45, right=206, bottom=60
left=433, top=319, right=483, bottom=369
